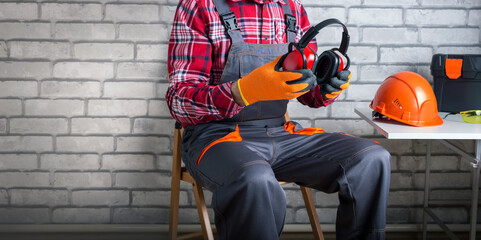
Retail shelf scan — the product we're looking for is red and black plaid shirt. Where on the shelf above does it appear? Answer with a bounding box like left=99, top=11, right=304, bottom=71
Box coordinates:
left=166, top=0, right=337, bottom=127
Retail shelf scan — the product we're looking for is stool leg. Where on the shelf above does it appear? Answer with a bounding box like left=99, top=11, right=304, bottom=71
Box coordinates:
left=300, top=186, right=324, bottom=240
left=169, top=166, right=181, bottom=240
left=192, top=182, right=215, bottom=240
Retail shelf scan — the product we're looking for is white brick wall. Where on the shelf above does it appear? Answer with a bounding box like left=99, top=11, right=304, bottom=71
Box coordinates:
left=0, top=0, right=479, bottom=226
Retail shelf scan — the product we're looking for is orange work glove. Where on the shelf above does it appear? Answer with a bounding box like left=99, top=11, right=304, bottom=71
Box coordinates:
left=318, top=70, right=351, bottom=99
left=237, top=55, right=316, bottom=106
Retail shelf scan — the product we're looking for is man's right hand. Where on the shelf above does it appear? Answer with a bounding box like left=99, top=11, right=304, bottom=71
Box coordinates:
left=234, top=55, right=316, bottom=106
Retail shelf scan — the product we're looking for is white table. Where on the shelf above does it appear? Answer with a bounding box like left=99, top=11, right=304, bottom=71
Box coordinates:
left=355, top=108, right=481, bottom=240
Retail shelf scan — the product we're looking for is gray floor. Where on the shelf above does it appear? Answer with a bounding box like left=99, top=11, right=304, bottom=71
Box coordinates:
left=0, top=232, right=477, bottom=240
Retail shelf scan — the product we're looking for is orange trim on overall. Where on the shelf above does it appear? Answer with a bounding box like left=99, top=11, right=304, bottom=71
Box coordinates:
left=284, top=121, right=325, bottom=135
left=445, top=58, right=463, bottom=79
left=196, top=125, right=242, bottom=165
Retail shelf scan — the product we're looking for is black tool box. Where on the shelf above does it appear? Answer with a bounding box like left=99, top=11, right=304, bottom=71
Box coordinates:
left=430, top=54, right=481, bottom=113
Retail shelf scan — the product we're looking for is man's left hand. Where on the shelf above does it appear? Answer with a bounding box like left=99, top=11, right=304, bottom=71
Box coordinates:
left=318, top=70, right=351, bottom=99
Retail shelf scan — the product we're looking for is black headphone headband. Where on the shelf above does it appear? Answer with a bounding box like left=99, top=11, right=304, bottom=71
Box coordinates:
left=297, top=18, right=350, bottom=55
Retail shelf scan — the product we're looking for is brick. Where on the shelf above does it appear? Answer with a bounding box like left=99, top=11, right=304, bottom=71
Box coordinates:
left=437, top=46, right=481, bottom=55
left=363, top=28, right=418, bottom=44
left=159, top=5, right=177, bottom=23
left=348, top=46, right=378, bottom=64
left=315, top=191, right=340, bottom=207
left=413, top=172, right=471, bottom=189
left=421, top=0, right=481, bottom=7
left=119, top=24, right=169, bottom=41
left=10, top=118, right=68, bottom=134
left=370, top=138, right=413, bottom=154
left=105, top=4, right=159, bottom=22
left=417, top=208, right=468, bottom=224
left=11, top=189, right=68, bottom=206
left=115, top=172, right=170, bottom=188
left=53, top=62, right=114, bottom=79
left=0, top=62, right=50, bottom=79
left=380, top=47, right=433, bottom=64
left=133, top=118, right=174, bottom=135
left=113, top=208, right=169, bottom=223
left=314, top=119, right=375, bottom=136
left=55, top=23, right=115, bottom=40
left=155, top=155, right=172, bottom=171
left=398, top=155, right=459, bottom=171
left=116, top=136, right=170, bottom=153
left=137, top=44, right=168, bottom=61
left=287, top=101, right=328, bottom=119
left=0, top=22, right=50, bottom=39
left=0, top=172, right=50, bottom=187
left=0, top=118, right=5, bottom=133
left=387, top=208, right=412, bottom=223
left=72, top=190, right=129, bottom=206
left=304, top=7, right=346, bottom=23
left=25, top=99, right=84, bottom=117
left=133, top=190, right=188, bottom=206
left=54, top=172, right=111, bottom=188
left=421, top=28, right=479, bottom=45
left=0, top=41, right=6, bottom=57
left=0, top=208, right=50, bottom=223
left=0, top=81, right=37, bottom=97
left=345, top=83, right=380, bottom=101
left=41, top=3, right=102, bottom=21
left=330, top=101, right=370, bottom=118
left=406, top=9, right=466, bottom=26
left=390, top=172, right=414, bottom=189
left=56, top=136, right=114, bottom=153
left=348, top=8, right=403, bottom=26
left=41, top=154, right=99, bottom=170
left=104, top=82, right=156, bottom=98
left=360, top=65, right=417, bottom=82
left=156, top=83, right=169, bottom=99
left=430, top=189, right=472, bottom=201
left=0, top=99, right=22, bottom=116
left=413, top=139, right=474, bottom=155
left=102, top=154, right=155, bottom=170
left=176, top=207, right=214, bottom=224
left=148, top=100, right=171, bottom=117
left=117, top=62, right=167, bottom=80
left=0, top=189, right=7, bottom=204
left=10, top=41, right=70, bottom=59
left=71, top=118, right=131, bottom=134
left=0, top=3, right=37, bottom=20
left=388, top=190, right=423, bottom=206
left=41, top=81, right=101, bottom=98
left=0, top=154, right=37, bottom=170
left=53, top=208, right=110, bottom=223
left=0, top=136, right=52, bottom=152
left=299, top=0, right=360, bottom=5
left=469, top=10, right=481, bottom=26
left=295, top=208, right=337, bottom=224
left=88, top=100, right=148, bottom=116
left=74, top=43, right=134, bottom=60
left=363, top=0, right=417, bottom=5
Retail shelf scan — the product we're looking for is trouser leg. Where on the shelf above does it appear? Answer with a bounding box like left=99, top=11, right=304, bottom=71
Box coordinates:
left=272, top=130, right=391, bottom=240
left=181, top=125, right=286, bottom=240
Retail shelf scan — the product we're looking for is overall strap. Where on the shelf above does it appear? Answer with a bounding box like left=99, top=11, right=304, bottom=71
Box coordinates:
left=212, top=0, right=244, bottom=44
left=281, top=0, right=297, bottom=43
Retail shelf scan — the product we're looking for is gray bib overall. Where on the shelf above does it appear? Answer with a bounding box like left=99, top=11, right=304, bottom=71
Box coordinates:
left=180, top=0, right=391, bottom=239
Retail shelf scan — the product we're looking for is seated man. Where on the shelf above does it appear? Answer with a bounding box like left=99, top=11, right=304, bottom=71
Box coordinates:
left=166, top=0, right=391, bottom=239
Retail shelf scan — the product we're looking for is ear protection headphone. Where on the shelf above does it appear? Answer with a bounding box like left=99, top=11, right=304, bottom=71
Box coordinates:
left=282, top=18, right=350, bottom=83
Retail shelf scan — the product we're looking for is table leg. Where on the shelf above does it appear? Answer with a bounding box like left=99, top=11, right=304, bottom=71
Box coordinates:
left=469, top=139, right=480, bottom=240
left=423, top=140, right=432, bottom=240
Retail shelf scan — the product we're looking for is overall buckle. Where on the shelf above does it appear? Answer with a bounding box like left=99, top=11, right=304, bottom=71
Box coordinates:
left=220, top=12, right=240, bottom=32
left=285, top=14, right=296, bottom=32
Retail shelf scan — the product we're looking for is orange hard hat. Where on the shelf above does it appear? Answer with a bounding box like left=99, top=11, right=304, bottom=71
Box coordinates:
left=369, top=71, right=443, bottom=127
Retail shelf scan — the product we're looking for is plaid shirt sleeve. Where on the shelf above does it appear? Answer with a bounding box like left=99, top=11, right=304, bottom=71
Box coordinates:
left=166, top=0, right=243, bottom=127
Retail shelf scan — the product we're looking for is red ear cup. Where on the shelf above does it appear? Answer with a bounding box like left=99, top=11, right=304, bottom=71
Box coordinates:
left=282, top=46, right=317, bottom=71
left=314, top=50, right=340, bottom=84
